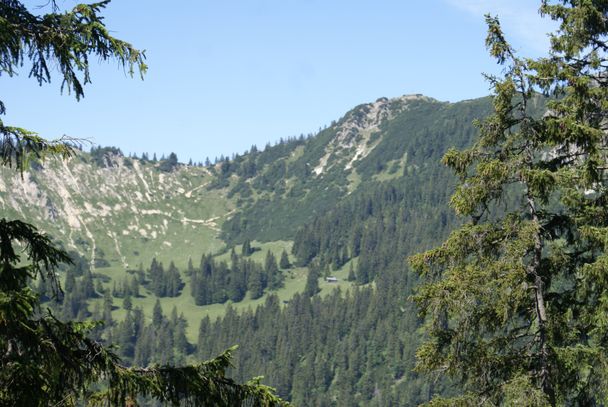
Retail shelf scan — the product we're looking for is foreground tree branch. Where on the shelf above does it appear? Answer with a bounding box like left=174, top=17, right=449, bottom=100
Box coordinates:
left=0, top=2, right=286, bottom=405
left=411, top=2, right=608, bottom=405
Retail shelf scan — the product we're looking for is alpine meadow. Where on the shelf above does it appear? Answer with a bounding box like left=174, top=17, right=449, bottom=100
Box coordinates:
left=2, top=1, right=608, bottom=406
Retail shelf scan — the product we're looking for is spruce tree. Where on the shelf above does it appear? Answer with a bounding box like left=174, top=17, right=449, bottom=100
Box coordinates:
left=116, top=311, right=135, bottom=359
left=242, top=238, right=253, bottom=256
left=304, top=264, right=320, bottom=297
left=279, top=249, right=291, bottom=269
left=130, top=276, right=140, bottom=297
left=347, top=263, right=356, bottom=282
left=64, top=268, right=76, bottom=293
left=167, top=261, right=183, bottom=297
left=82, top=269, right=95, bottom=298
left=122, top=294, right=132, bottom=311
left=175, top=314, right=190, bottom=352
left=411, top=2, right=608, bottom=404
left=248, top=266, right=264, bottom=300
left=265, top=251, right=283, bottom=290
left=152, top=298, right=164, bottom=327
left=186, top=256, right=195, bottom=276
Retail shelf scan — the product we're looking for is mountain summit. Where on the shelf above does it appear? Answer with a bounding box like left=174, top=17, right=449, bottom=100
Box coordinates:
left=0, top=94, right=490, bottom=267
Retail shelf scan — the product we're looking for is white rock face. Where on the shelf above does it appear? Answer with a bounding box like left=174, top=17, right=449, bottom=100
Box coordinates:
left=0, top=153, right=225, bottom=269
left=313, top=94, right=432, bottom=175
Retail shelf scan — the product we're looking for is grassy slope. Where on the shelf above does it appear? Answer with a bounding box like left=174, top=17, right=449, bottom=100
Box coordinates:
left=0, top=153, right=355, bottom=342
left=99, top=239, right=356, bottom=341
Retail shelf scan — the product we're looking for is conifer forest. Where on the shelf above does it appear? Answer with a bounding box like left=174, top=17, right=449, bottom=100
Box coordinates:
left=3, top=0, right=608, bottom=405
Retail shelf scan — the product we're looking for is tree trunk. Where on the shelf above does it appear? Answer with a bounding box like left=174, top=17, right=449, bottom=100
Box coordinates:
left=526, top=191, right=556, bottom=406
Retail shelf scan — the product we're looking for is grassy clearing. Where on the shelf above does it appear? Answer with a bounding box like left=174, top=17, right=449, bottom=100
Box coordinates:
left=346, top=169, right=361, bottom=193
left=93, top=240, right=358, bottom=342
left=319, top=257, right=357, bottom=297
left=97, top=265, right=310, bottom=342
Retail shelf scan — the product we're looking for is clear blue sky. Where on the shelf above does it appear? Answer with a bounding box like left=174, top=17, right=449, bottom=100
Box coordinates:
left=3, top=0, right=555, bottom=162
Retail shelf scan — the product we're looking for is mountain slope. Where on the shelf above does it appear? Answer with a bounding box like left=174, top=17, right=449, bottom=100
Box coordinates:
left=0, top=154, right=229, bottom=269
left=1, top=93, right=505, bottom=404
left=221, top=94, right=493, bottom=242
left=0, top=94, right=494, bottom=272
left=0, top=94, right=500, bottom=299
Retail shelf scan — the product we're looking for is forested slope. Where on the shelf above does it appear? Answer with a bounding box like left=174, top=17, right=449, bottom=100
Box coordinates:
left=2, top=93, right=509, bottom=404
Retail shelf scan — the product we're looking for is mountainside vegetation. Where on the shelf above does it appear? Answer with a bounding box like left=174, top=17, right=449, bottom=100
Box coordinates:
left=5, top=0, right=607, bottom=405
left=0, top=1, right=284, bottom=405
left=3, top=92, right=499, bottom=404
left=412, top=2, right=608, bottom=405
left=0, top=93, right=498, bottom=320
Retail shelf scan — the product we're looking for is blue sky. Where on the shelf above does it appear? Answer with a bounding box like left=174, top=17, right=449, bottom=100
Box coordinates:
left=3, top=0, right=555, bottom=162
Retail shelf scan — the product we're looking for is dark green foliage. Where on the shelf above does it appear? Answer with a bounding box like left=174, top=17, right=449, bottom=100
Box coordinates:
left=186, top=257, right=195, bottom=276
left=122, top=294, right=132, bottom=311
left=191, top=254, right=230, bottom=305
left=247, top=266, right=264, bottom=300
left=83, top=93, right=471, bottom=402
left=303, top=265, right=319, bottom=297
left=279, top=249, right=291, bottom=269
left=146, top=258, right=184, bottom=298
left=109, top=275, right=140, bottom=300
left=90, top=146, right=123, bottom=167
left=265, top=251, right=283, bottom=290
left=227, top=249, right=246, bottom=302
left=130, top=276, right=140, bottom=297
left=0, top=1, right=285, bottom=404
left=115, top=304, right=189, bottom=367
left=222, top=97, right=493, bottom=244
left=347, top=263, right=355, bottom=282
left=65, top=268, right=76, bottom=293
left=2, top=219, right=284, bottom=406
left=13, top=90, right=501, bottom=406
left=61, top=249, right=90, bottom=276
left=172, top=309, right=191, bottom=358
left=81, top=269, right=96, bottom=297
left=291, top=172, right=459, bottom=284
left=40, top=257, right=102, bottom=321
left=152, top=299, right=163, bottom=327
left=197, top=277, right=438, bottom=405
left=190, top=250, right=283, bottom=306
left=165, top=261, right=183, bottom=297
left=355, top=98, right=492, bottom=180
left=241, top=238, right=253, bottom=256
left=411, top=3, right=608, bottom=405
left=93, top=247, right=111, bottom=268
left=212, top=138, right=307, bottom=195
left=158, top=152, right=179, bottom=172
left=103, top=290, right=114, bottom=326
left=11, top=78, right=499, bottom=407
left=192, top=98, right=484, bottom=402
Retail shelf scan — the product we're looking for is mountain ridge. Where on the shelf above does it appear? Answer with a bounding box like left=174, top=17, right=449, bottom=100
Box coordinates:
left=0, top=93, right=489, bottom=269
left=0, top=93, right=499, bottom=404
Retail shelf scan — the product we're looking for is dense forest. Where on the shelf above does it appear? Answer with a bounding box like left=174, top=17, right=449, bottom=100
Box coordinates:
left=4, top=0, right=608, bottom=405
left=30, top=89, right=548, bottom=404
left=22, top=78, right=552, bottom=405
left=42, top=137, right=469, bottom=403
